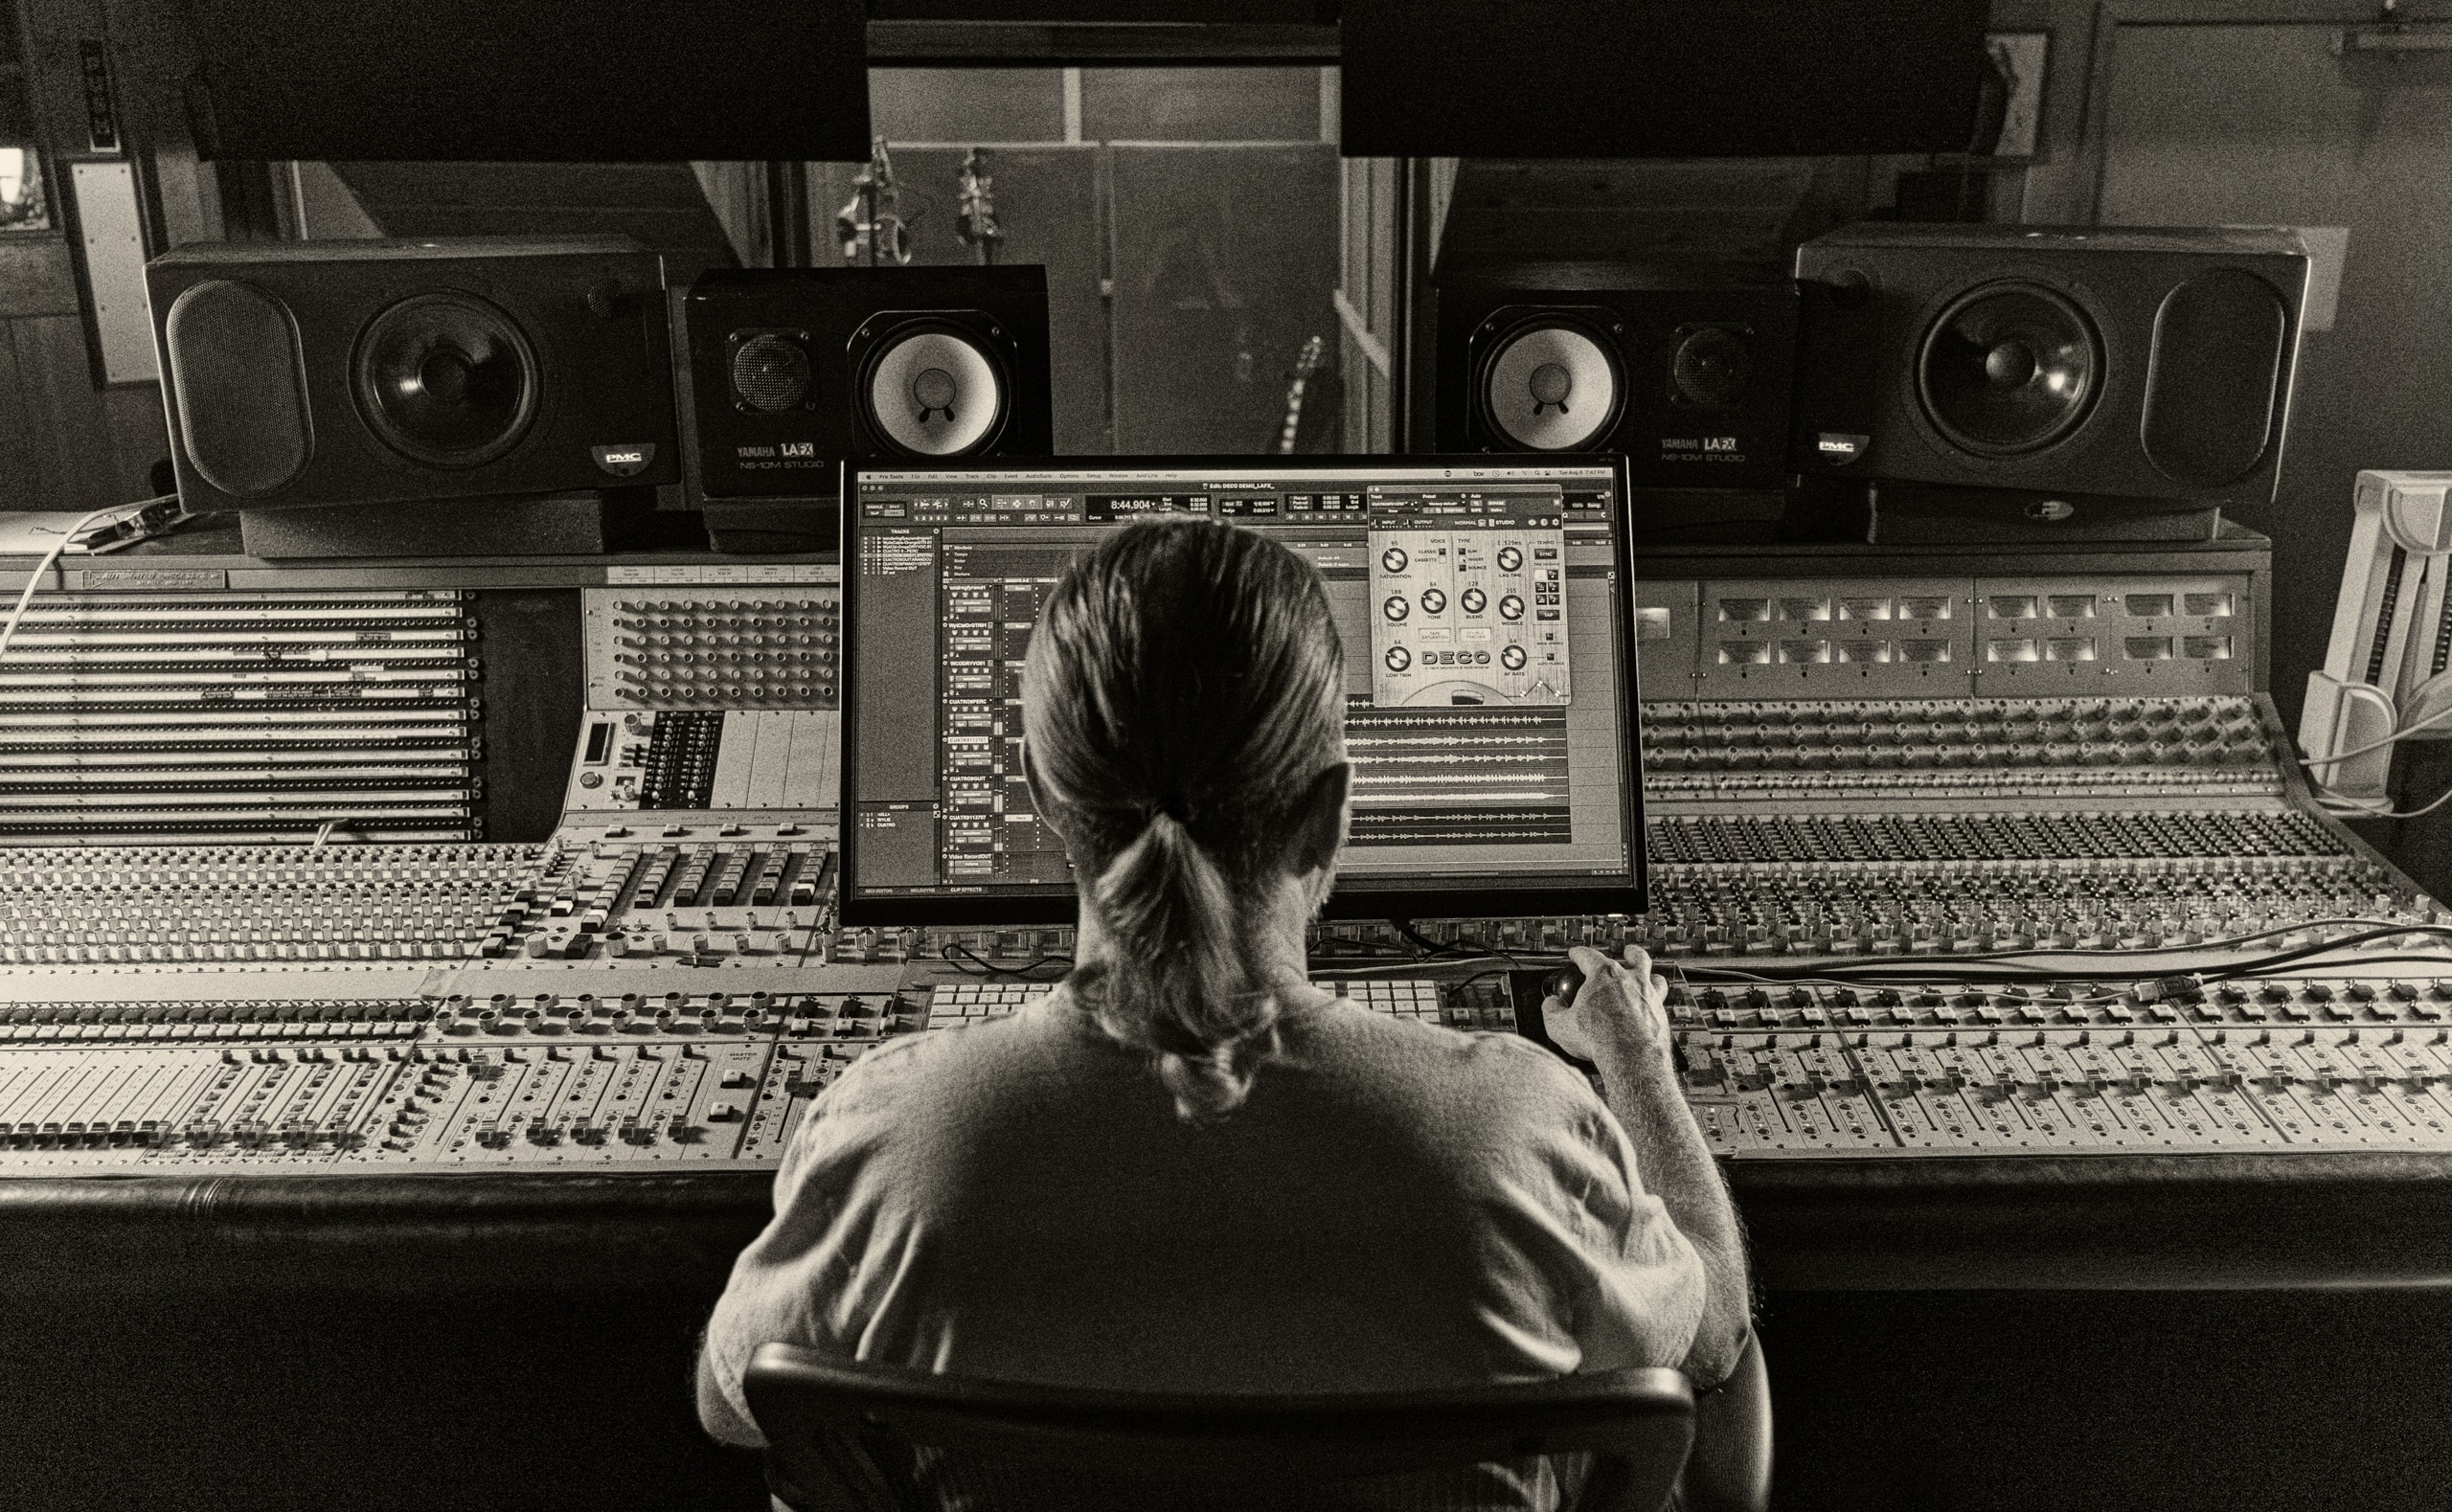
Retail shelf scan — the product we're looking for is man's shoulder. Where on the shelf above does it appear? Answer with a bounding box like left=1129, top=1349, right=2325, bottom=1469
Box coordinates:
left=1309, top=1002, right=1601, bottom=1109
left=824, top=998, right=1106, bottom=1098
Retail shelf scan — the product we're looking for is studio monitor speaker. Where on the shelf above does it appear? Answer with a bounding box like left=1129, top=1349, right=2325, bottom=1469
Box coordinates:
left=677, top=266, right=1054, bottom=510
left=1791, top=224, right=2309, bottom=505
left=1434, top=264, right=1798, bottom=491
left=147, top=237, right=680, bottom=511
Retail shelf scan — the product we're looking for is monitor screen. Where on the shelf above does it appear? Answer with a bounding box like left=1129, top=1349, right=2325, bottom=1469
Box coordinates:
left=838, top=456, right=1646, bottom=926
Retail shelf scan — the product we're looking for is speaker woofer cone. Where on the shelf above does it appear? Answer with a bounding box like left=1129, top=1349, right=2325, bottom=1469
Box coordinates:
left=1474, top=313, right=1624, bottom=452
left=1916, top=281, right=2101, bottom=457
left=855, top=317, right=1011, bottom=458
left=351, top=291, right=539, bottom=467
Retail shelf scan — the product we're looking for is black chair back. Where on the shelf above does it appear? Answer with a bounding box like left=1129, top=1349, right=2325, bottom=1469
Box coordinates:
left=743, top=1346, right=1699, bottom=1512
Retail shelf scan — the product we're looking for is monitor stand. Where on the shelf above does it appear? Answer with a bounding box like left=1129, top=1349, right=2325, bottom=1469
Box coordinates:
left=237, top=489, right=656, bottom=558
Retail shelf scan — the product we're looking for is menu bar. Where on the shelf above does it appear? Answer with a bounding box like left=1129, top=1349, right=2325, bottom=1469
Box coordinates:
left=859, top=464, right=1614, bottom=487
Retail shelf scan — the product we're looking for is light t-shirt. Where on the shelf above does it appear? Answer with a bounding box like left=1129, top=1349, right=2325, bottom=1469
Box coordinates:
left=697, top=987, right=1706, bottom=1509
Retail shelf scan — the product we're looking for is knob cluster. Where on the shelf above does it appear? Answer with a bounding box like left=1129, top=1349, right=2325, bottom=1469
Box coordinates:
left=1643, top=695, right=2270, bottom=771
left=609, top=597, right=839, bottom=708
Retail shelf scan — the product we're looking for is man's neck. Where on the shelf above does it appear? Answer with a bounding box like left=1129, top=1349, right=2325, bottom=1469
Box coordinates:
left=1069, top=870, right=1317, bottom=993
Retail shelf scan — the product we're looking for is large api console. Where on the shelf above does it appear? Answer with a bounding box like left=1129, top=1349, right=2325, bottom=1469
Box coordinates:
left=1, top=512, right=2445, bottom=1176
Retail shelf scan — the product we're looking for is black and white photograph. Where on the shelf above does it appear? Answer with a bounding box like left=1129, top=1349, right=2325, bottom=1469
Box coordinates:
left=0, top=5, right=2447, bottom=1512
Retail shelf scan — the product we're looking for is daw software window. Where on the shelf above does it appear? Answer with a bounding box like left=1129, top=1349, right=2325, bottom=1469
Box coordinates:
left=841, top=460, right=1644, bottom=921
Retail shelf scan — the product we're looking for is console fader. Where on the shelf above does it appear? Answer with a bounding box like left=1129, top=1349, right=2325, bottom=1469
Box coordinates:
left=4, top=536, right=2449, bottom=1171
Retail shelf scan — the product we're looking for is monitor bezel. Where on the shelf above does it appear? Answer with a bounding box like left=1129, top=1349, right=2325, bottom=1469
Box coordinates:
left=837, top=453, right=1647, bottom=928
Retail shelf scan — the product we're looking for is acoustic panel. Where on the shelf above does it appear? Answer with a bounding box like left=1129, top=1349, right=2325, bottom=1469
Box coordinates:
left=177, top=0, right=870, bottom=162
left=1341, top=0, right=1987, bottom=159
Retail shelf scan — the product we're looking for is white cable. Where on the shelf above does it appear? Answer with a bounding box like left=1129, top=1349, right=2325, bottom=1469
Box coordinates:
left=2298, top=695, right=2452, bottom=768
left=2317, top=780, right=2452, bottom=821
left=0, top=506, right=119, bottom=666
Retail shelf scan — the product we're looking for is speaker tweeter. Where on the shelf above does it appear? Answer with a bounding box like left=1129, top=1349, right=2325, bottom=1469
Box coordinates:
left=730, top=331, right=817, bottom=415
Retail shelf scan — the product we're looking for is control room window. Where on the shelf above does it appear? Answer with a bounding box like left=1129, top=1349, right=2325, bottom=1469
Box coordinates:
left=816, top=66, right=1360, bottom=456
left=0, top=146, right=45, bottom=231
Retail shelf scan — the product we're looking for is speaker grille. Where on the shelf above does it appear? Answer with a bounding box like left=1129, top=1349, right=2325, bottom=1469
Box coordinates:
left=2143, top=267, right=2288, bottom=487
left=164, top=280, right=311, bottom=498
left=351, top=291, right=539, bottom=468
left=730, top=331, right=813, bottom=413
left=1916, top=282, right=2102, bottom=457
left=1669, top=324, right=1753, bottom=407
left=1476, top=316, right=1623, bottom=451
left=857, top=318, right=1010, bottom=457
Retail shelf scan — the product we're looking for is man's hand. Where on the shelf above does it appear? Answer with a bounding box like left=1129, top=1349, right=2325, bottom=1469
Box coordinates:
left=1548, top=944, right=1753, bottom=1389
left=1542, top=945, right=1673, bottom=1069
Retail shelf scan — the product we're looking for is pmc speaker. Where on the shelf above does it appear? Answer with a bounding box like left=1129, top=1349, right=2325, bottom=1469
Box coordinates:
left=1791, top=224, right=2309, bottom=505
left=146, top=237, right=680, bottom=510
left=1433, top=264, right=1798, bottom=491
left=676, top=266, right=1053, bottom=510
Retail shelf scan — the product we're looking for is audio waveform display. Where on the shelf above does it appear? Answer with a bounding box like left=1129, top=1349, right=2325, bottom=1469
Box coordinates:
left=1346, top=706, right=1575, bottom=847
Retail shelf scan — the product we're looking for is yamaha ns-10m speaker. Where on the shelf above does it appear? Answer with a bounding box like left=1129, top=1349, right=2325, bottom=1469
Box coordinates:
left=676, top=266, right=1054, bottom=547
left=1791, top=225, right=2309, bottom=519
left=1434, top=264, right=1798, bottom=495
left=147, top=237, right=681, bottom=519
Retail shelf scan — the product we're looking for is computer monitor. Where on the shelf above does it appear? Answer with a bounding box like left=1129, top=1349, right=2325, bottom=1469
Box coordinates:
left=838, top=455, right=1646, bottom=926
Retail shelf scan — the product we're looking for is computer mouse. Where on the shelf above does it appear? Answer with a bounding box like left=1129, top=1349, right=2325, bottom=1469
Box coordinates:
left=1544, top=960, right=1585, bottom=1007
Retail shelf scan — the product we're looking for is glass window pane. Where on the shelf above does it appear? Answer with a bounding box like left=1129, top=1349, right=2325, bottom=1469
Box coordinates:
left=1080, top=68, right=1328, bottom=143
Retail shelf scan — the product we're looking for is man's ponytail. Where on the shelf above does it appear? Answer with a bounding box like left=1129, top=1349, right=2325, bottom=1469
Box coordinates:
left=1022, top=520, right=1346, bottom=1123
left=1088, top=810, right=1271, bottom=1120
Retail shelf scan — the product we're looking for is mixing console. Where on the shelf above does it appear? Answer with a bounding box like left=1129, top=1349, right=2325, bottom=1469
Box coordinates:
left=17, top=966, right=2452, bottom=1169
left=0, top=843, right=552, bottom=964
left=1640, top=572, right=2255, bottom=700
left=9, top=541, right=2452, bottom=1171
left=0, top=976, right=1511, bottom=1173
left=0, top=589, right=484, bottom=842
left=594, top=593, right=839, bottom=708
left=566, top=583, right=840, bottom=817
left=1641, top=695, right=2281, bottom=800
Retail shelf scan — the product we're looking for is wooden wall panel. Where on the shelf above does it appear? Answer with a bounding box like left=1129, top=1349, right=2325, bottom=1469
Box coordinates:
left=8, top=312, right=115, bottom=508
left=13, top=0, right=107, bottom=158
left=2090, top=21, right=2441, bottom=743
left=0, top=236, right=79, bottom=318
left=1108, top=143, right=1337, bottom=454
left=102, top=377, right=166, bottom=499
left=0, top=311, right=34, bottom=508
